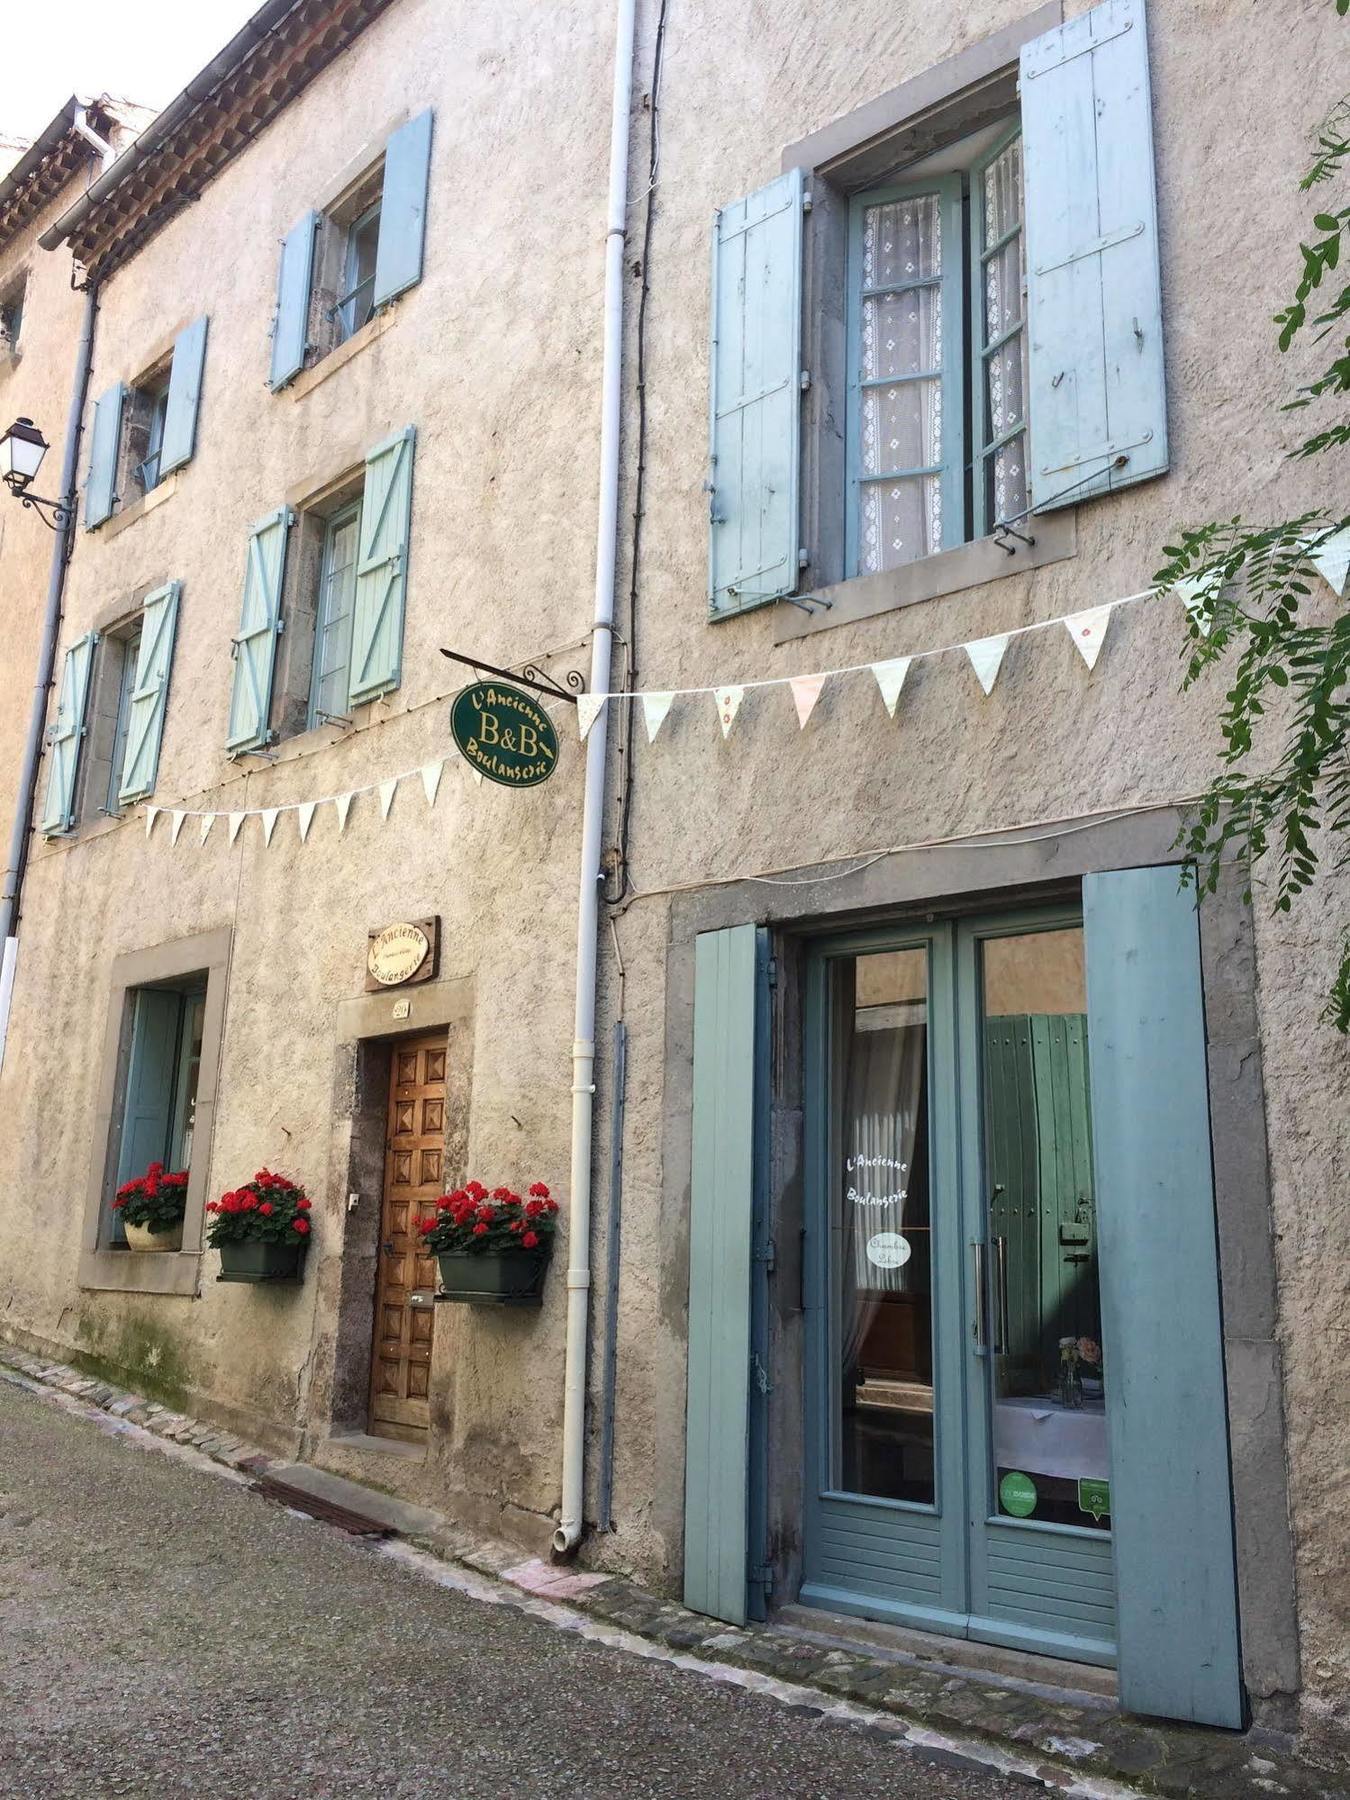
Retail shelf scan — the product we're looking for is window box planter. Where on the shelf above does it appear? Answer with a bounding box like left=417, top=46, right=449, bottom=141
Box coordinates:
left=421, top=1179, right=559, bottom=1309
left=436, top=1248, right=549, bottom=1307
left=206, top=1168, right=312, bottom=1285
left=124, top=1220, right=184, bottom=1253
left=217, top=1239, right=307, bottom=1284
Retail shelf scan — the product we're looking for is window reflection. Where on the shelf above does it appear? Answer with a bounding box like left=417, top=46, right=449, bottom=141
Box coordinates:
left=833, top=949, right=935, bottom=1505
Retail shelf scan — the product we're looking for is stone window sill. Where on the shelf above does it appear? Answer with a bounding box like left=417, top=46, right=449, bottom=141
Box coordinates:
left=101, top=469, right=180, bottom=541
left=773, top=511, right=1077, bottom=644
left=78, top=1247, right=202, bottom=1296
left=288, top=305, right=397, bottom=401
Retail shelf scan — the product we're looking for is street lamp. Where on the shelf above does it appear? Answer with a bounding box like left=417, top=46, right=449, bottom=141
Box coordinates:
left=1, top=418, right=71, bottom=529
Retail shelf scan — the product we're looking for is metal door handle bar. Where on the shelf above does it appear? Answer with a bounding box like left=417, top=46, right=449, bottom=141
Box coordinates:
left=972, top=1241, right=987, bottom=1352
left=994, top=1235, right=1009, bottom=1355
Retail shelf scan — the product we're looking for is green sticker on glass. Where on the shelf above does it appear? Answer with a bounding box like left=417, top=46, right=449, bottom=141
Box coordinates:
left=999, top=1471, right=1038, bottom=1517
left=1078, top=1477, right=1110, bottom=1521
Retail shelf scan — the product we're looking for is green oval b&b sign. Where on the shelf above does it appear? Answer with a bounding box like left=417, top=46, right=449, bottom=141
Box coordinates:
left=450, top=682, right=559, bottom=788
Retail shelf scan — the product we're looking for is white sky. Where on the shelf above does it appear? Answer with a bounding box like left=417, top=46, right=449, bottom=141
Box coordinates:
left=2, top=1, right=262, bottom=143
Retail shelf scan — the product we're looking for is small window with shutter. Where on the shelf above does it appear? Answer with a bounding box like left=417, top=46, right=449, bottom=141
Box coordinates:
left=85, top=318, right=209, bottom=527
left=269, top=109, right=433, bottom=388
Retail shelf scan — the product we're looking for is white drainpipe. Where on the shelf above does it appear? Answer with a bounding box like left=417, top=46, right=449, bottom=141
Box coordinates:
left=554, top=0, right=637, bottom=1556
left=72, top=107, right=117, bottom=170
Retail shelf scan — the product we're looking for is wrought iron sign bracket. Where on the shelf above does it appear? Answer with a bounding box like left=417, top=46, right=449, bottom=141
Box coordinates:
left=439, top=647, right=586, bottom=705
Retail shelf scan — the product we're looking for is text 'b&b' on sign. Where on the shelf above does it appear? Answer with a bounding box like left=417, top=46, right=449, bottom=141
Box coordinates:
left=450, top=683, right=560, bottom=789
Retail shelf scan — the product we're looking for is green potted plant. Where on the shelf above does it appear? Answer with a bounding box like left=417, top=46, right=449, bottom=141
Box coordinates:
left=205, top=1168, right=311, bottom=1283
left=421, top=1180, right=558, bottom=1306
left=112, top=1161, right=189, bottom=1252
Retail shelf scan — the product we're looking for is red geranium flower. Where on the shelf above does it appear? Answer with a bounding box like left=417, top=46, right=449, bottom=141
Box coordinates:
left=522, top=1230, right=539, bottom=1249
left=295, top=1197, right=311, bottom=1211
left=292, top=1217, right=310, bottom=1235
left=472, top=1222, right=488, bottom=1236
left=528, top=1183, right=550, bottom=1199
left=259, top=1201, right=273, bottom=1216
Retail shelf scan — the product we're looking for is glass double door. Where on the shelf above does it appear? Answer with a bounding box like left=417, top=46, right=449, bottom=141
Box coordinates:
left=801, top=910, right=1117, bottom=1666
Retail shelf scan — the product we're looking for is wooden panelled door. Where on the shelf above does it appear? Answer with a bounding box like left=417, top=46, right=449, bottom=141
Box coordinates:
left=369, top=1032, right=447, bottom=1440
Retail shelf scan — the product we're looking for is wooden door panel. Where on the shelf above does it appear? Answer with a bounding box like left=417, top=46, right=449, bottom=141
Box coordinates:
left=369, top=1030, right=447, bottom=1439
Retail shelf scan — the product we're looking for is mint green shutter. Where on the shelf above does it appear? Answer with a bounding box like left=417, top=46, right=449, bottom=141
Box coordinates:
left=39, top=631, right=96, bottom=834
left=269, top=212, right=317, bottom=390
left=684, top=924, right=766, bottom=1624
left=1083, top=867, right=1243, bottom=1728
left=84, top=382, right=125, bottom=528
left=1021, top=0, right=1167, bottom=509
left=373, top=110, right=433, bottom=309
left=226, top=508, right=291, bottom=751
left=159, top=316, right=208, bottom=476
left=349, top=426, right=414, bottom=704
left=708, top=169, right=804, bottom=619
left=118, top=582, right=180, bottom=804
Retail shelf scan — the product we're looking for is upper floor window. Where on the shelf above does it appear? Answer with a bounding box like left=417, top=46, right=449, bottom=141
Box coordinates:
left=268, top=109, right=433, bottom=391
left=40, top=584, right=181, bottom=836
left=706, top=0, right=1166, bottom=621
left=847, top=126, right=1027, bottom=576
left=84, top=318, right=209, bottom=529
left=0, top=272, right=26, bottom=356
left=225, top=425, right=416, bottom=753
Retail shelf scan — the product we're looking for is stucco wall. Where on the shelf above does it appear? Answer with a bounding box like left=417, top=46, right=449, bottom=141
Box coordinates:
left=0, top=0, right=1345, bottom=1755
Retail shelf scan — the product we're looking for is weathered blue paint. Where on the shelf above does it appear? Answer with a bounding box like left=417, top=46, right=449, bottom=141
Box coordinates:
left=708, top=169, right=804, bottom=619
left=118, top=580, right=180, bottom=804
left=269, top=212, right=317, bottom=391
left=350, top=425, right=415, bottom=704
left=1021, top=0, right=1167, bottom=507
left=373, top=109, right=433, bottom=309
left=39, top=631, right=97, bottom=833
left=84, top=382, right=125, bottom=528
left=159, top=316, right=209, bottom=477
left=1083, top=865, right=1244, bottom=1727
left=226, top=507, right=291, bottom=752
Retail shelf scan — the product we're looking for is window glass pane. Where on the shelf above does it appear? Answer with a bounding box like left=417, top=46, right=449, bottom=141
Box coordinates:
left=171, top=992, right=207, bottom=1170
left=860, top=474, right=941, bottom=573
left=107, top=627, right=142, bottom=813
left=310, top=508, right=361, bottom=725
left=832, top=948, right=935, bottom=1506
left=340, top=205, right=381, bottom=340
left=981, top=928, right=1110, bottom=1534
left=980, top=138, right=1029, bottom=528
left=858, top=193, right=946, bottom=570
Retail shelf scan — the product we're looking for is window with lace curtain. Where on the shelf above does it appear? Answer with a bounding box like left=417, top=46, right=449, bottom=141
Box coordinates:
left=846, top=125, right=1028, bottom=577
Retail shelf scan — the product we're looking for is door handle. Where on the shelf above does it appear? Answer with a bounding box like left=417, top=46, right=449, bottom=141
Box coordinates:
left=972, top=1241, right=988, bottom=1353
left=993, top=1235, right=1009, bottom=1355
left=382, top=1239, right=397, bottom=1257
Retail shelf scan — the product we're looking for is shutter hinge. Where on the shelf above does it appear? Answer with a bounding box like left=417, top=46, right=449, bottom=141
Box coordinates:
left=766, top=956, right=779, bottom=988
left=799, top=369, right=811, bottom=391
left=753, top=1235, right=776, bottom=1273
left=749, top=1562, right=774, bottom=1600
left=798, top=549, right=809, bottom=570
left=801, top=190, right=812, bottom=213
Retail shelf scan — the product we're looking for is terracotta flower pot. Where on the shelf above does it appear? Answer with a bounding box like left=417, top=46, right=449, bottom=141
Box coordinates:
left=436, top=1249, right=549, bottom=1306
left=124, top=1220, right=183, bottom=1253
left=217, top=1239, right=306, bottom=1283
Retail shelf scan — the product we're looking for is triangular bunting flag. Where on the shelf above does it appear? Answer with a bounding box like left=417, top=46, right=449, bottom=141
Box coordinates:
left=965, top=634, right=1010, bottom=696
left=789, top=673, right=827, bottom=729
left=1174, top=571, right=1219, bottom=637
left=1308, top=525, right=1350, bottom=596
left=144, top=806, right=160, bottom=839
left=227, top=812, right=246, bottom=844
left=715, top=687, right=744, bottom=738
left=872, top=657, right=912, bottom=720
left=1063, top=605, right=1113, bottom=671
left=199, top=814, right=216, bottom=846
left=170, top=811, right=187, bottom=846
left=260, top=808, right=281, bottom=846
left=421, top=760, right=443, bottom=807
left=297, top=801, right=317, bottom=843
left=642, top=691, right=674, bottom=744
left=576, top=694, right=606, bottom=741
left=379, top=778, right=398, bottom=820
left=334, top=793, right=354, bottom=834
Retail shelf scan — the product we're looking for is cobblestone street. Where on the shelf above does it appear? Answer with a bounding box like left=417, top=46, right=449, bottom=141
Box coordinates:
left=0, top=1376, right=1050, bottom=1800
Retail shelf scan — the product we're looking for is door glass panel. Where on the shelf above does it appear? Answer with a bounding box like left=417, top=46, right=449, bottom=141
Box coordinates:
left=980, top=928, right=1109, bottom=1532
left=831, top=948, right=935, bottom=1504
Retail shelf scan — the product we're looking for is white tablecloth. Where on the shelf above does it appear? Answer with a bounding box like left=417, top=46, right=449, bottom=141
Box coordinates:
left=993, top=1395, right=1108, bottom=1481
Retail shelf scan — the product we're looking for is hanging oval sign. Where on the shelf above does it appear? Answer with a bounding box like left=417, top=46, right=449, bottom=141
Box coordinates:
left=367, top=921, right=431, bottom=987
left=450, top=682, right=559, bottom=788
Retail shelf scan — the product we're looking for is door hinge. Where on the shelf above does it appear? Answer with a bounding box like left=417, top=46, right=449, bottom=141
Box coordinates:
left=766, top=956, right=779, bottom=988
left=753, top=1236, right=776, bottom=1274
left=749, top=1562, right=775, bottom=1599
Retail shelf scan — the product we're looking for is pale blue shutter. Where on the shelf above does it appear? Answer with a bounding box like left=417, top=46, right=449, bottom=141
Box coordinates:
left=349, top=426, right=414, bottom=704
left=1021, top=0, right=1167, bottom=508
left=159, top=316, right=208, bottom=476
left=226, top=508, right=291, bottom=751
left=39, top=631, right=96, bottom=834
left=708, top=169, right=805, bottom=619
left=684, top=924, right=768, bottom=1624
left=84, top=382, right=125, bottom=528
left=118, top=582, right=180, bottom=804
left=112, top=988, right=181, bottom=1243
left=1083, top=866, right=1243, bottom=1728
left=373, top=110, right=433, bottom=310
left=269, top=212, right=317, bottom=390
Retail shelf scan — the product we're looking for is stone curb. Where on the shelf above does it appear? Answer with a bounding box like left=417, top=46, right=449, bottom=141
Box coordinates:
left=1, top=1344, right=1339, bottom=1799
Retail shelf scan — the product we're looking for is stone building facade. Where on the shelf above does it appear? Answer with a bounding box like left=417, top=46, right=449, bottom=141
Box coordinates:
left=0, top=0, right=1345, bottom=1764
